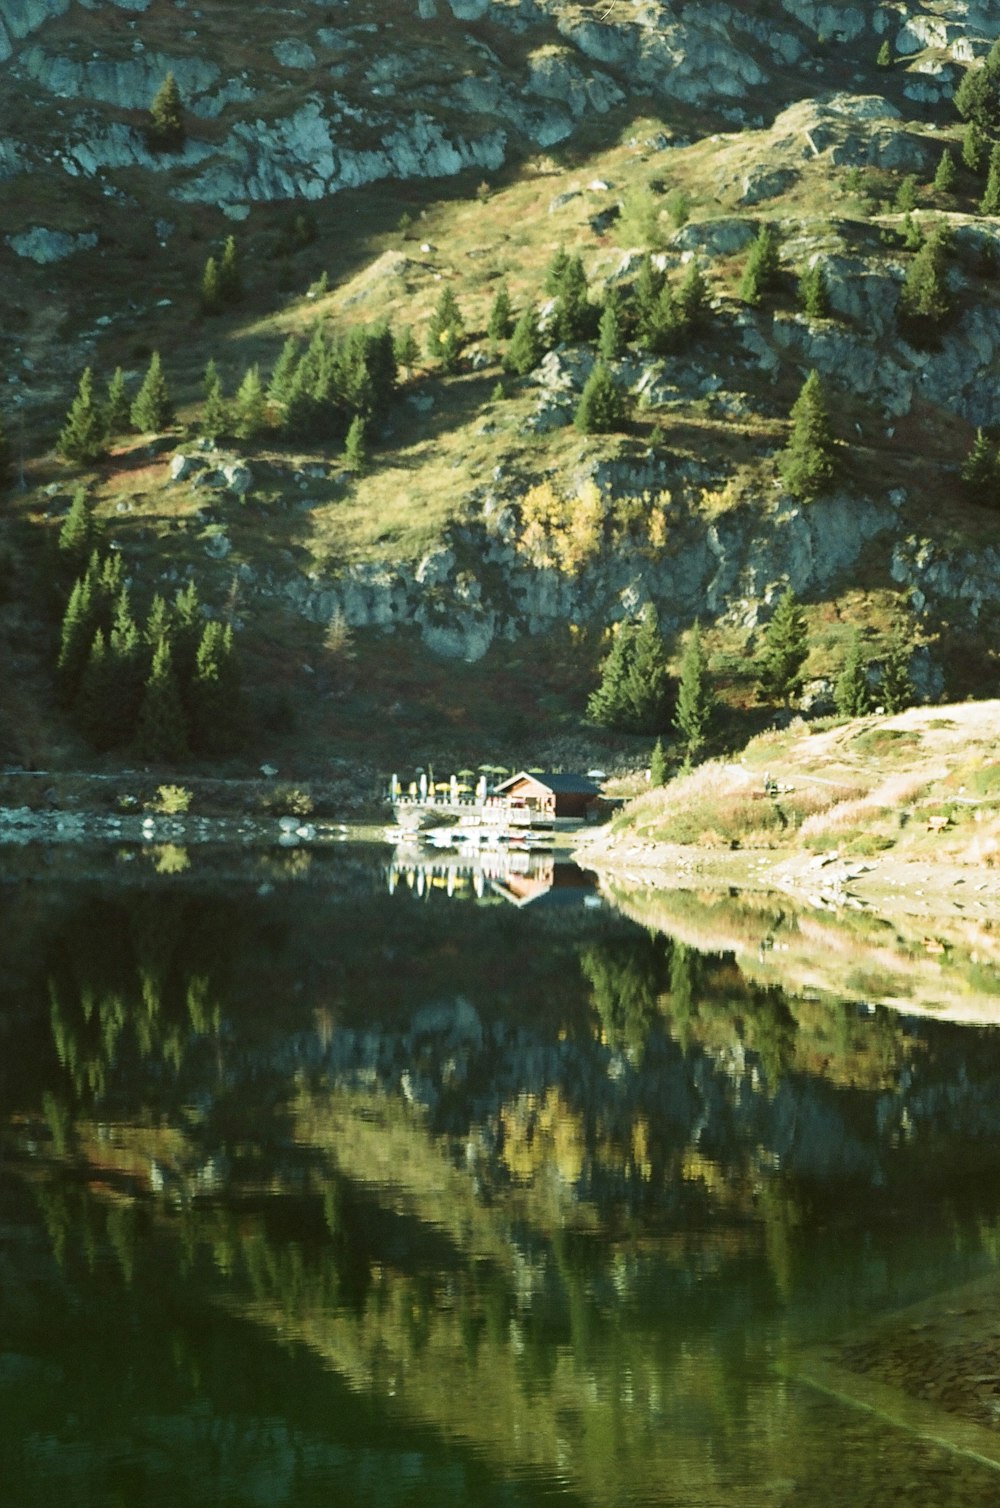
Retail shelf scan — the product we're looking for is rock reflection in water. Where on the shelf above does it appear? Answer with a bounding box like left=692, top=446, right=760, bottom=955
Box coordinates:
left=5, top=849, right=1000, bottom=1506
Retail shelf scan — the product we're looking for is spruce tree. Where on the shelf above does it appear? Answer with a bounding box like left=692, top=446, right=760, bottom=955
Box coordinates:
left=343, top=413, right=368, bottom=472
left=587, top=605, right=671, bottom=734
left=552, top=253, right=596, bottom=343
left=798, top=263, right=829, bottom=319
left=543, top=245, right=571, bottom=296
left=637, top=281, right=683, bottom=355
left=232, top=365, right=267, bottom=441
left=758, top=587, right=809, bottom=706
left=57, top=572, right=98, bottom=700
left=677, top=260, right=708, bottom=329
left=834, top=630, right=871, bottom=717
left=894, top=174, right=918, bottom=213
left=778, top=369, right=837, bottom=501
left=130, top=352, right=173, bottom=433
left=171, top=579, right=202, bottom=690
left=108, top=589, right=144, bottom=744
left=426, top=286, right=465, bottom=372
left=504, top=305, right=545, bottom=376
left=136, top=638, right=189, bottom=761
left=58, top=487, right=99, bottom=572
left=486, top=283, right=514, bottom=343
left=201, top=360, right=228, bottom=438
left=148, top=71, right=185, bottom=152
left=876, top=40, right=892, bottom=68
left=58, top=367, right=106, bottom=464
left=879, top=618, right=914, bottom=713
left=598, top=288, right=626, bottom=361
left=200, top=255, right=222, bottom=316
left=955, top=42, right=1000, bottom=139
left=190, top=621, right=243, bottom=754
left=963, top=121, right=987, bottom=174
left=574, top=362, right=627, bottom=434
left=392, top=325, right=420, bottom=376
left=75, top=628, right=116, bottom=749
left=961, top=427, right=1000, bottom=507
left=218, top=235, right=242, bottom=304
left=650, top=736, right=668, bottom=787
left=899, top=225, right=952, bottom=340
left=933, top=148, right=957, bottom=195
left=104, top=368, right=131, bottom=437
left=740, top=224, right=782, bottom=306
left=981, top=143, right=1000, bottom=214
left=144, top=592, right=172, bottom=654
left=673, top=621, right=715, bottom=762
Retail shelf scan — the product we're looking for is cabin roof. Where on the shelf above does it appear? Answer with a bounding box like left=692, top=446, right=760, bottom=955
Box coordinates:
left=494, top=771, right=602, bottom=796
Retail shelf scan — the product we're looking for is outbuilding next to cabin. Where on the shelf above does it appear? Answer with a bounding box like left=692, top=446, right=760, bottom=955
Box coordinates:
left=492, top=771, right=602, bottom=820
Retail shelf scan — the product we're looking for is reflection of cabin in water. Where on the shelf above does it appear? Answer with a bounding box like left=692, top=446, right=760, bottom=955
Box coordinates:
left=492, top=771, right=601, bottom=822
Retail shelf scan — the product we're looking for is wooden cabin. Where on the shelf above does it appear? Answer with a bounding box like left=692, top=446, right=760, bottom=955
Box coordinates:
left=492, top=771, right=602, bottom=821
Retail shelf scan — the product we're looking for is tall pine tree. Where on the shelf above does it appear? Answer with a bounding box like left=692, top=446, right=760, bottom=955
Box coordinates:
left=758, top=587, right=809, bottom=706
left=673, top=621, right=715, bottom=762
left=778, top=369, right=837, bottom=500
left=148, top=71, right=185, bottom=151
left=58, top=368, right=106, bottom=464
left=834, top=630, right=871, bottom=716
left=130, top=352, right=173, bottom=433
left=136, top=638, right=189, bottom=761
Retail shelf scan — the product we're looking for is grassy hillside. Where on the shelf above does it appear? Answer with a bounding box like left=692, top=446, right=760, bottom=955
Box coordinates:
left=2, top=0, right=1000, bottom=774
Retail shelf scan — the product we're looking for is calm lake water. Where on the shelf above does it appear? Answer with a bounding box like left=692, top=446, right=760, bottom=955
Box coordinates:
left=4, top=843, right=1000, bottom=1506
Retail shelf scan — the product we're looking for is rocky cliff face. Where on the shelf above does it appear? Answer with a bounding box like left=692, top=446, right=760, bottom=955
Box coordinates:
left=4, top=0, right=1000, bottom=693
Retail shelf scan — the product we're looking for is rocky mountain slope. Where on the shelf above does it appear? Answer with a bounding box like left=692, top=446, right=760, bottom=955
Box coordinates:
left=1, top=0, right=999, bottom=769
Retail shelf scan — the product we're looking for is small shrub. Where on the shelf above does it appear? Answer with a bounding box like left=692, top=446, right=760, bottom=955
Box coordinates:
left=260, top=784, right=314, bottom=817
left=149, top=783, right=193, bottom=815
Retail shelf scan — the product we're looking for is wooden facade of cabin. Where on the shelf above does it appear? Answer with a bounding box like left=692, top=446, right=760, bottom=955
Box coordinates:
left=492, top=771, right=601, bottom=820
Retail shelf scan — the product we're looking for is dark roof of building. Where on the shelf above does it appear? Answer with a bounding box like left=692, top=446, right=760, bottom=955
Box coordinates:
left=494, top=771, right=602, bottom=796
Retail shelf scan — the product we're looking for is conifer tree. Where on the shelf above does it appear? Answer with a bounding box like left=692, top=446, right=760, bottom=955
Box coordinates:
left=136, top=638, right=189, bottom=761
left=57, top=572, right=98, bottom=700
left=574, top=362, right=627, bottom=434
left=266, top=338, right=300, bottom=406
left=981, top=143, right=1000, bottom=214
left=108, top=589, right=144, bottom=744
left=876, top=40, right=892, bottom=68
left=740, top=224, right=782, bottom=306
left=961, top=427, right=1000, bottom=507
left=673, top=621, right=715, bottom=762
left=894, top=174, right=918, bottom=213
left=963, top=121, right=987, bottom=173
left=798, top=263, right=829, bottom=319
left=834, top=630, right=871, bottom=717
left=171, top=579, right=202, bottom=690
left=650, top=736, right=668, bottom=787
left=543, top=245, right=571, bottom=296
left=104, top=368, right=131, bottom=437
left=778, top=369, right=837, bottom=501
left=504, top=305, right=546, bottom=376
left=218, top=235, right=242, bottom=304
left=75, top=629, right=116, bottom=749
left=130, top=352, right=173, bottom=433
left=200, top=255, right=222, bottom=316
left=902, top=212, right=923, bottom=251
left=148, top=71, right=185, bottom=151
left=879, top=618, right=914, bottom=714
left=899, top=225, right=952, bottom=339
left=144, top=592, right=172, bottom=654
left=58, top=367, right=106, bottom=464
left=598, top=288, right=626, bottom=361
left=201, top=360, right=228, bottom=438
left=426, top=285, right=465, bottom=372
left=486, top=283, right=514, bottom=343
left=587, top=604, right=671, bottom=734
left=637, top=281, right=683, bottom=355
left=190, top=620, right=243, bottom=754
left=758, top=587, right=808, bottom=705
left=233, top=365, right=267, bottom=441
left=933, top=148, right=957, bottom=195
left=392, top=325, right=420, bottom=376
left=58, top=487, right=99, bottom=570
left=677, top=260, right=709, bottom=329
left=343, top=413, right=367, bottom=472
left=955, top=41, right=1000, bottom=140
left=552, top=253, right=596, bottom=343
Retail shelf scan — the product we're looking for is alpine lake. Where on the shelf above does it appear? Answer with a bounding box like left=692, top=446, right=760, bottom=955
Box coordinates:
left=5, top=838, right=1000, bottom=1507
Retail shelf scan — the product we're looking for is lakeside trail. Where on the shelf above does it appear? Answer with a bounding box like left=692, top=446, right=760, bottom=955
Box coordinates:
left=576, top=698, right=1000, bottom=927
left=574, top=831, right=1000, bottom=925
